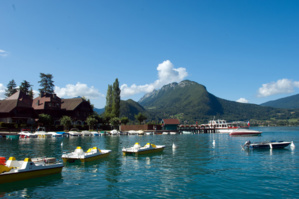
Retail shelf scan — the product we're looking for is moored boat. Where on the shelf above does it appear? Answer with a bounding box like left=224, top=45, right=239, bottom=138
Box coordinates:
left=201, top=119, right=249, bottom=133
left=122, top=142, right=165, bottom=155
left=243, top=140, right=292, bottom=149
left=68, top=128, right=81, bottom=136
left=62, top=146, right=111, bottom=163
left=229, top=128, right=262, bottom=136
left=0, top=156, right=63, bottom=184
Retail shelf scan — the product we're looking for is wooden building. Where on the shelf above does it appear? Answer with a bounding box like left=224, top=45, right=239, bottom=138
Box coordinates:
left=161, top=119, right=180, bottom=131
left=0, top=91, right=36, bottom=124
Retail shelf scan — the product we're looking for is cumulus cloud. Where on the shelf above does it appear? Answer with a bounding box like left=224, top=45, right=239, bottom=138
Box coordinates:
left=0, top=49, right=8, bottom=57
left=258, top=79, right=299, bottom=97
left=121, top=60, right=188, bottom=97
left=55, top=82, right=104, bottom=99
left=0, top=83, right=6, bottom=99
left=236, top=98, right=248, bottom=103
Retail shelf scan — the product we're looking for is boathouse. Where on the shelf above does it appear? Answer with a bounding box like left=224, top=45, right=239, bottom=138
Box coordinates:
left=161, top=119, right=180, bottom=131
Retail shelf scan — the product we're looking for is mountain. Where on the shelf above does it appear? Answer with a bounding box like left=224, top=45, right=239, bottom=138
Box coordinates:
left=261, top=93, right=299, bottom=109
left=139, top=80, right=297, bottom=123
left=94, top=107, right=105, bottom=115
left=119, top=99, right=150, bottom=121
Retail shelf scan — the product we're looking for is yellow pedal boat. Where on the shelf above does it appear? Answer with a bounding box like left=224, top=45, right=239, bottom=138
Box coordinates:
left=122, top=143, right=165, bottom=155
left=62, top=146, right=111, bottom=163
left=0, top=156, right=63, bottom=184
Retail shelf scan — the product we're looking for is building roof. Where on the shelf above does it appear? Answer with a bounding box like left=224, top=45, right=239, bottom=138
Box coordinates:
left=162, top=119, right=180, bottom=125
left=61, top=98, right=83, bottom=111
left=0, top=91, right=33, bottom=113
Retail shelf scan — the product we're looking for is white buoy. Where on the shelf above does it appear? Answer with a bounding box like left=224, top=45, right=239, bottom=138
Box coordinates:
left=172, top=143, right=177, bottom=149
left=290, top=141, right=295, bottom=149
left=61, top=142, right=63, bottom=147
left=212, top=140, right=215, bottom=146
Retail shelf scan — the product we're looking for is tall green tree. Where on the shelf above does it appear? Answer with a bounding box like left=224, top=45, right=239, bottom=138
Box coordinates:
left=19, top=80, right=32, bottom=95
left=105, top=85, right=113, bottom=117
left=60, top=116, right=72, bottom=131
left=38, top=73, right=54, bottom=94
left=29, top=88, right=34, bottom=99
left=112, top=78, right=121, bottom=118
left=135, top=113, right=147, bottom=124
left=5, top=79, right=17, bottom=97
left=86, top=116, right=98, bottom=130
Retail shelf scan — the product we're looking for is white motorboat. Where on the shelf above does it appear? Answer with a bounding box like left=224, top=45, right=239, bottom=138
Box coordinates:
left=243, top=140, right=293, bottom=149
left=229, top=128, right=262, bottom=136
left=18, top=129, right=37, bottom=138
left=68, top=128, right=81, bottom=136
left=201, top=119, right=249, bottom=133
left=109, top=129, right=120, bottom=135
left=81, top=131, right=92, bottom=136
left=47, top=132, right=63, bottom=138
left=62, top=146, right=111, bottom=163
left=91, top=131, right=99, bottom=136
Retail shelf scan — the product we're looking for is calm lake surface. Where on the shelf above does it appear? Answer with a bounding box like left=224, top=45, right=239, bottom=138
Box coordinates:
left=1, top=127, right=298, bottom=198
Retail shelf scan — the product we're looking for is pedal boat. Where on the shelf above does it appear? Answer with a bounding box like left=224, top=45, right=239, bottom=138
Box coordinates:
left=61, top=146, right=111, bottom=163
left=0, top=157, right=63, bottom=184
left=122, top=143, right=166, bottom=155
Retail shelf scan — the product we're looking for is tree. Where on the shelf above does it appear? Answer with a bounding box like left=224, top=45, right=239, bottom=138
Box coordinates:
left=29, top=88, right=34, bottom=99
left=135, top=113, right=147, bottom=124
left=38, top=73, right=54, bottom=94
left=105, top=85, right=113, bottom=117
left=120, top=117, right=129, bottom=125
left=60, top=116, right=72, bottom=131
left=19, top=80, right=32, bottom=95
left=86, top=116, right=97, bottom=130
left=112, top=78, right=121, bottom=117
left=110, top=117, right=120, bottom=129
left=5, top=79, right=17, bottom=97
left=38, top=114, right=52, bottom=127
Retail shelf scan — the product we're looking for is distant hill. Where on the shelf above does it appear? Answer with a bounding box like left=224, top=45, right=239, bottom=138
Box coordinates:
left=94, top=107, right=105, bottom=115
left=139, top=80, right=296, bottom=123
left=261, top=93, right=299, bottom=109
left=119, top=99, right=150, bottom=121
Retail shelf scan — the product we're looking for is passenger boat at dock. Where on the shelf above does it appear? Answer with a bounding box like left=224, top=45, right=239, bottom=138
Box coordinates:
left=62, top=146, right=111, bottom=163
left=0, top=156, right=63, bottom=184
left=122, top=142, right=165, bottom=155
left=201, top=119, right=249, bottom=133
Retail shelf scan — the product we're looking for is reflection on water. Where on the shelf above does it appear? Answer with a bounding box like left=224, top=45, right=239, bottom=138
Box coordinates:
left=0, top=128, right=298, bottom=198
left=0, top=173, right=63, bottom=198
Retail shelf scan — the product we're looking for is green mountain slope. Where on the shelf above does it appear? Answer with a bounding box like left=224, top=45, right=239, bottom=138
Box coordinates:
left=261, top=93, right=299, bottom=109
left=119, top=99, right=150, bottom=121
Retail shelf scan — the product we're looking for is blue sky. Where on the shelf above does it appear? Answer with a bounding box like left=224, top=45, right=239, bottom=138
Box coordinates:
left=1, top=0, right=299, bottom=108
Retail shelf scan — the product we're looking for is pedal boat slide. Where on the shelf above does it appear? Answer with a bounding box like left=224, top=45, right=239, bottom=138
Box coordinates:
left=122, top=142, right=166, bottom=155
left=0, top=156, right=63, bottom=184
left=61, top=146, right=111, bottom=163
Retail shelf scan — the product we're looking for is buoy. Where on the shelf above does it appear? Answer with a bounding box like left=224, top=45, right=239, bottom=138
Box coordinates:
left=61, top=142, right=63, bottom=147
left=290, top=141, right=295, bottom=149
left=212, top=140, right=215, bottom=146
left=172, top=143, right=177, bottom=149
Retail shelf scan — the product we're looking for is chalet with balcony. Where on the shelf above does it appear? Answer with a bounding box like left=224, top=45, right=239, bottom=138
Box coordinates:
left=0, top=91, right=36, bottom=124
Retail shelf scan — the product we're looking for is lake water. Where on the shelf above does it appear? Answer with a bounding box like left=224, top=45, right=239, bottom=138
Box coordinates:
left=0, top=127, right=298, bottom=198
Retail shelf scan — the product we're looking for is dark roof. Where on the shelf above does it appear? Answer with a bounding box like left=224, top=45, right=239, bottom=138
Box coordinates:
left=0, top=100, right=18, bottom=113
left=61, top=98, right=83, bottom=111
left=0, top=91, right=33, bottom=112
left=162, top=119, right=180, bottom=125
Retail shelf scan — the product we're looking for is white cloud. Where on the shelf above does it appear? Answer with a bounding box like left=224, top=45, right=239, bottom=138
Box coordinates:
left=258, top=79, right=299, bottom=97
left=121, top=60, right=188, bottom=97
left=55, top=82, right=105, bottom=99
left=236, top=98, right=248, bottom=103
left=0, top=49, right=8, bottom=57
left=0, top=83, right=6, bottom=99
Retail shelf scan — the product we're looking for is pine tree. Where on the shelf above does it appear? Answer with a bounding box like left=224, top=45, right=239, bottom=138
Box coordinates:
left=19, top=80, right=32, bottom=95
left=38, top=73, right=54, bottom=95
left=5, top=79, right=17, bottom=97
left=112, top=78, right=121, bottom=117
